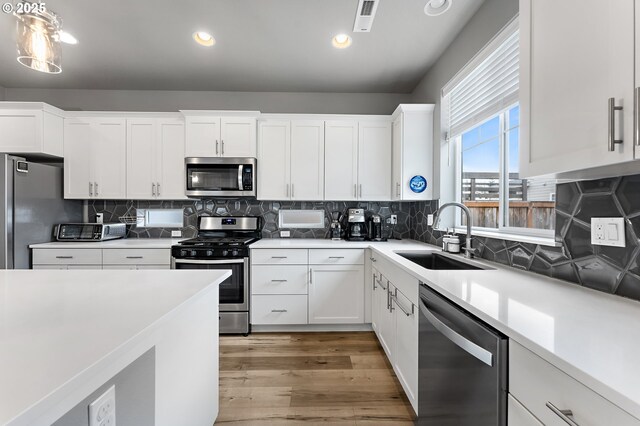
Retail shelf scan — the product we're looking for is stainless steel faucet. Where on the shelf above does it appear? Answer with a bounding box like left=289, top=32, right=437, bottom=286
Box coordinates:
left=432, top=202, right=475, bottom=258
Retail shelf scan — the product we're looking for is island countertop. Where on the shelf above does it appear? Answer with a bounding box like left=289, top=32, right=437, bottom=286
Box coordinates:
left=0, top=269, right=229, bottom=426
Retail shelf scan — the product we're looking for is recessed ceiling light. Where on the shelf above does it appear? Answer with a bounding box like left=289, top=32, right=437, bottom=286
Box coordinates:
left=332, top=34, right=352, bottom=49
left=58, top=30, right=78, bottom=45
left=193, top=31, right=215, bottom=47
left=424, top=0, right=452, bottom=16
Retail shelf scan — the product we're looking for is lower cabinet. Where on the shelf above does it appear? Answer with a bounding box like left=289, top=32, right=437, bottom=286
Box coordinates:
left=309, top=265, right=364, bottom=324
left=508, top=395, right=543, bottom=426
left=31, top=248, right=171, bottom=270
left=252, top=295, right=308, bottom=325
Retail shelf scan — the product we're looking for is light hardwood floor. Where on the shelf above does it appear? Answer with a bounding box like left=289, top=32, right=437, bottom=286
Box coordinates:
left=217, top=332, right=416, bottom=425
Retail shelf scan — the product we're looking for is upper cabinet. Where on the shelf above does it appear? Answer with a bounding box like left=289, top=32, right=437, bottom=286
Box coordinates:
left=182, top=111, right=258, bottom=158
left=257, top=119, right=324, bottom=201
left=0, top=102, right=64, bottom=158
left=520, top=0, right=637, bottom=178
left=127, top=118, right=186, bottom=200
left=391, top=104, right=435, bottom=201
left=64, top=117, right=127, bottom=199
left=325, top=119, right=391, bottom=201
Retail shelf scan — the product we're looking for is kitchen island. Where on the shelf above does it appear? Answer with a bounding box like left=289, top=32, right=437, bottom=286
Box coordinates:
left=0, top=269, right=228, bottom=426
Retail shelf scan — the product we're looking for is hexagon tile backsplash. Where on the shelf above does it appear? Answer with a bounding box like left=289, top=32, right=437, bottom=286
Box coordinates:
left=90, top=173, right=640, bottom=302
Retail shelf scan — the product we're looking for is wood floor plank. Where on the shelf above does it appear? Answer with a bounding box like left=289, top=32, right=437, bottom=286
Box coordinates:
left=219, top=387, right=292, bottom=408
left=289, top=385, right=407, bottom=408
left=349, top=354, right=393, bottom=370
left=215, top=407, right=357, bottom=425
left=220, top=342, right=381, bottom=358
left=220, top=355, right=353, bottom=371
left=220, top=369, right=399, bottom=388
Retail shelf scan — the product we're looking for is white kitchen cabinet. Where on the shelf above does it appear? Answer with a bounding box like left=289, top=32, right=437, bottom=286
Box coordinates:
left=391, top=286, right=418, bottom=410
left=64, top=117, right=127, bottom=199
left=391, top=104, right=435, bottom=200
left=252, top=295, right=309, bottom=325
left=127, top=118, right=186, bottom=200
left=257, top=120, right=290, bottom=200
left=257, top=119, right=324, bottom=201
left=290, top=120, right=324, bottom=200
left=324, top=121, right=359, bottom=200
left=508, top=395, right=543, bottom=426
left=308, top=264, right=364, bottom=324
left=32, top=248, right=171, bottom=270
left=0, top=103, right=64, bottom=157
left=371, top=268, right=381, bottom=333
left=520, top=0, right=636, bottom=177
left=376, top=275, right=394, bottom=358
left=184, top=113, right=257, bottom=158
left=358, top=121, right=392, bottom=200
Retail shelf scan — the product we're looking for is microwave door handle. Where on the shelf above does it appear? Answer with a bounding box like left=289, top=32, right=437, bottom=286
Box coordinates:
left=238, top=165, right=243, bottom=190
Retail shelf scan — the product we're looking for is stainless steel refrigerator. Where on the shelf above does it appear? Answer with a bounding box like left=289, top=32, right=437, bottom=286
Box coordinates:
left=0, top=154, right=83, bottom=269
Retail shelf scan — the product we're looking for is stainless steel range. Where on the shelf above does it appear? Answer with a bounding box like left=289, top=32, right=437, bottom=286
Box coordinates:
left=170, top=216, right=261, bottom=335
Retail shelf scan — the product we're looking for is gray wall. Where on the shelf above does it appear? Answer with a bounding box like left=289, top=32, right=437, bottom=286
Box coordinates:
left=3, top=88, right=410, bottom=114
left=0, top=85, right=5, bottom=101
left=53, top=349, right=155, bottom=426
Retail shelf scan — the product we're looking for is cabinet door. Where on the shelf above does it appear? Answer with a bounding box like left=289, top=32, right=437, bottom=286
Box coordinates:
left=371, top=269, right=381, bottom=333
left=221, top=117, right=257, bottom=157
left=324, top=121, right=358, bottom=200
left=507, top=395, right=543, bottom=426
left=377, top=279, right=395, bottom=359
left=309, top=265, right=364, bottom=324
left=127, top=119, right=156, bottom=199
left=185, top=117, right=220, bottom=157
left=290, top=120, right=324, bottom=200
left=392, top=287, right=418, bottom=411
left=92, top=119, right=127, bottom=199
left=391, top=115, right=403, bottom=201
left=520, top=0, right=635, bottom=177
left=257, top=120, right=290, bottom=200
left=358, top=121, right=391, bottom=200
left=63, top=119, right=92, bottom=199
left=157, top=119, right=187, bottom=199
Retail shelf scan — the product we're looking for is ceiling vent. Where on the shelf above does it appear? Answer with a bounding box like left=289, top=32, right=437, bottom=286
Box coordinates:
left=353, top=0, right=380, bottom=33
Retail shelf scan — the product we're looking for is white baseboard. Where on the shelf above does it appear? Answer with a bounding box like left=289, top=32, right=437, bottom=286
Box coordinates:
left=251, top=323, right=373, bottom=333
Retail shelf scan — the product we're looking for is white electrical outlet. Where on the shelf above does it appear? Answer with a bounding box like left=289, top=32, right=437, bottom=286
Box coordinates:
left=591, top=218, right=625, bottom=247
left=390, top=215, right=398, bottom=225
left=171, top=230, right=182, bottom=238
left=89, top=385, right=116, bottom=426
left=280, top=230, right=291, bottom=238
left=427, top=214, right=434, bottom=226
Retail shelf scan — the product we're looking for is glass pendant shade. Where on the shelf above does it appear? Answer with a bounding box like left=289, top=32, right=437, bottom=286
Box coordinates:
left=16, top=11, right=62, bottom=74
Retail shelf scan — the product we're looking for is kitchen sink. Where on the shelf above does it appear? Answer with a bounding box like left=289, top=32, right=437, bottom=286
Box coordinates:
left=397, top=252, right=487, bottom=270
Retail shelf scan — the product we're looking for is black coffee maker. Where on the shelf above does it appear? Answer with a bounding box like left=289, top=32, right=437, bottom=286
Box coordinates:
left=367, top=214, right=384, bottom=241
left=346, top=208, right=366, bottom=241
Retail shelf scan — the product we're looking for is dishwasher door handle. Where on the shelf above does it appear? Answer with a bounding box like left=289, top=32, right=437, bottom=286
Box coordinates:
left=419, top=298, right=493, bottom=366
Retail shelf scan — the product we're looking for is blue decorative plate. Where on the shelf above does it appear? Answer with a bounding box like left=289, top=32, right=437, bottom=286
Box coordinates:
left=409, top=175, right=427, bottom=193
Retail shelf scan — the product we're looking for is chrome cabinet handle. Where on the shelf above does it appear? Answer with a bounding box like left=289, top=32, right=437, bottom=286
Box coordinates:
left=89, top=182, right=93, bottom=197
left=309, top=269, right=313, bottom=284
left=271, top=256, right=288, bottom=259
left=286, top=184, right=289, bottom=198
left=359, top=184, right=363, bottom=197
left=635, top=88, right=640, bottom=146
left=126, top=256, right=143, bottom=259
left=95, top=182, right=99, bottom=196
left=546, top=402, right=579, bottom=426
left=387, top=284, right=393, bottom=311
left=152, top=183, right=156, bottom=196
left=372, top=273, right=377, bottom=290
left=369, top=256, right=377, bottom=262
left=392, top=289, right=414, bottom=316
left=270, top=279, right=288, bottom=283
left=291, top=184, right=295, bottom=198
left=608, top=97, right=623, bottom=151
left=271, top=309, right=287, bottom=313
left=328, top=256, right=344, bottom=259
left=396, top=182, right=400, bottom=197
left=216, top=140, right=219, bottom=155
left=156, top=182, right=160, bottom=196
left=419, top=298, right=493, bottom=366
left=354, top=184, right=357, bottom=198
left=55, top=256, right=73, bottom=259
left=221, top=140, right=225, bottom=155
left=378, top=277, right=387, bottom=291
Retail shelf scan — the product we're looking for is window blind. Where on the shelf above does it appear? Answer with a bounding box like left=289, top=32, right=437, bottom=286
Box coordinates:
left=444, top=21, right=519, bottom=138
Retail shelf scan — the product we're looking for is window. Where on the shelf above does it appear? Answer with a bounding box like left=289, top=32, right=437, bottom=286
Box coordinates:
left=442, top=18, right=556, bottom=239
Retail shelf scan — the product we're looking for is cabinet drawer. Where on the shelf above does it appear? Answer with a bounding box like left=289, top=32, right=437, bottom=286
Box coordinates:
left=251, top=249, right=308, bottom=265
left=251, top=295, right=308, bottom=325
left=508, top=394, right=543, bottom=426
left=309, top=249, right=364, bottom=265
left=102, top=249, right=170, bottom=265
left=251, top=265, right=308, bottom=295
left=510, top=341, right=640, bottom=426
left=32, top=249, right=102, bottom=265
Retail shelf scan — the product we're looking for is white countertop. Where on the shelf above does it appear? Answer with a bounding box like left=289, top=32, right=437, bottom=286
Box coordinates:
left=253, top=238, right=640, bottom=419
left=0, top=269, right=230, bottom=426
left=29, top=238, right=183, bottom=249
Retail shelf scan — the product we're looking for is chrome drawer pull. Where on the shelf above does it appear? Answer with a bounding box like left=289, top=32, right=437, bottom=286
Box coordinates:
left=546, top=402, right=579, bottom=426
left=369, top=257, right=377, bottom=262
left=271, top=309, right=287, bottom=313
left=271, top=256, right=288, bottom=259
left=270, top=279, right=288, bottom=283
left=608, top=97, right=623, bottom=151
left=55, top=256, right=73, bottom=259
left=392, top=291, right=414, bottom=316
left=126, top=256, right=144, bottom=259
left=328, top=256, right=345, bottom=259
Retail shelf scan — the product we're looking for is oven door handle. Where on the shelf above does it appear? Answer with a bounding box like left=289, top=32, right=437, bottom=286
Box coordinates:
left=173, top=258, right=246, bottom=265
left=419, top=298, right=493, bottom=367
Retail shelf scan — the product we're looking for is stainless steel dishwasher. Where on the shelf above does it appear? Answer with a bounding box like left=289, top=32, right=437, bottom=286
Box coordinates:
left=417, top=282, right=508, bottom=425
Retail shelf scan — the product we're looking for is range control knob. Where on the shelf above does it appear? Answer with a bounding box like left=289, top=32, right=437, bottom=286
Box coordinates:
left=206, top=250, right=213, bottom=257
left=222, top=250, right=229, bottom=257
left=190, top=250, right=197, bottom=257
left=180, top=250, right=187, bottom=257
left=232, top=249, right=239, bottom=257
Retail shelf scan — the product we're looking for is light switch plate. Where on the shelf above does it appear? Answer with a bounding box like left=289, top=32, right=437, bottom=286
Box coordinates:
left=427, top=214, right=434, bottom=226
left=280, top=230, right=291, bottom=238
left=89, top=385, right=116, bottom=426
left=591, top=217, right=625, bottom=247
left=171, top=230, right=182, bottom=238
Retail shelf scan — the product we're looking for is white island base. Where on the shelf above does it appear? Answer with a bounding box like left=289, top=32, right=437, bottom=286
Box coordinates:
left=0, top=269, right=228, bottom=426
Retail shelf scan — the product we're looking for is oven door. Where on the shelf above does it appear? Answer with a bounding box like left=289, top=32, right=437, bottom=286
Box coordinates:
left=185, top=158, right=256, bottom=197
left=172, top=258, right=249, bottom=311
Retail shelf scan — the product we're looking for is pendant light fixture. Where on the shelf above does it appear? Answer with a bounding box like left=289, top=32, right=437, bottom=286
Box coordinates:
left=15, top=3, right=63, bottom=73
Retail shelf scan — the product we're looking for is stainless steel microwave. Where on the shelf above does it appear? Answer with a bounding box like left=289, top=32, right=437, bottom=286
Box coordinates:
left=185, top=157, right=256, bottom=197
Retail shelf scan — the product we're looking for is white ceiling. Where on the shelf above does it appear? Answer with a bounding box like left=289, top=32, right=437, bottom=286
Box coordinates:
left=0, top=0, right=484, bottom=93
